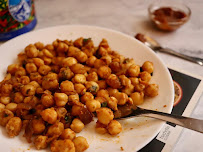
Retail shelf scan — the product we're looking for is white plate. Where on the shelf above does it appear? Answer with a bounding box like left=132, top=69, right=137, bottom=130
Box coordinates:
left=0, top=25, right=174, bottom=152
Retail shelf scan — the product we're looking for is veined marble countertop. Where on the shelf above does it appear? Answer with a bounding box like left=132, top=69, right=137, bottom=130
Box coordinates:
left=1, top=0, right=203, bottom=151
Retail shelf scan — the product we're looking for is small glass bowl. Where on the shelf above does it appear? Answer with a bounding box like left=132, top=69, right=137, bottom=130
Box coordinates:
left=148, top=1, right=191, bottom=31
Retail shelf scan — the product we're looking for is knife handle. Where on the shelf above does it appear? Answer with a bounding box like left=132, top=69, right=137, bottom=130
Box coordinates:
left=158, top=48, right=203, bottom=66
left=138, top=108, right=203, bottom=133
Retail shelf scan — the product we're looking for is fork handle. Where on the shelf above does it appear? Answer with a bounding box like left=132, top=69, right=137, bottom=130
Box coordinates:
left=137, top=108, right=203, bottom=133
left=157, top=47, right=203, bottom=66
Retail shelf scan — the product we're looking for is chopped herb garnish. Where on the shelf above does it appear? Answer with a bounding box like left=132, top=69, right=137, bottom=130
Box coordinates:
left=83, top=38, right=91, bottom=43
left=151, top=72, right=153, bottom=76
left=4, top=113, right=8, bottom=117
left=140, top=67, right=143, bottom=72
left=64, top=114, right=72, bottom=123
left=101, top=102, right=107, bottom=107
left=61, top=70, right=67, bottom=80
left=89, top=86, right=97, bottom=93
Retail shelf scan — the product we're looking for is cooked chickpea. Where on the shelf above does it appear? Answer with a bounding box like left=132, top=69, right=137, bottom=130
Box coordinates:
left=0, top=109, right=14, bottom=126
left=107, top=88, right=119, bottom=96
left=97, top=89, right=109, bottom=100
left=86, top=99, right=101, bottom=112
left=95, top=121, right=107, bottom=134
left=134, top=83, right=145, bottom=92
left=7, top=64, right=19, bottom=75
left=94, top=59, right=106, bottom=69
left=107, top=120, right=122, bottom=135
left=32, top=119, right=45, bottom=134
left=5, top=103, right=17, bottom=112
left=6, top=117, right=22, bottom=137
left=69, top=94, right=81, bottom=106
left=54, top=93, right=68, bottom=107
left=107, top=97, right=118, bottom=111
left=85, top=81, right=99, bottom=94
left=52, top=56, right=65, bottom=66
left=119, top=75, right=131, bottom=87
left=1, top=83, right=13, bottom=95
left=109, top=61, right=121, bottom=73
left=80, top=92, right=94, bottom=104
left=73, top=136, right=89, bottom=152
left=68, top=46, right=80, bottom=57
left=50, top=65, right=60, bottom=73
left=23, top=96, right=39, bottom=106
left=70, top=118, right=85, bottom=133
left=40, top=108, right=57, bottom=124
left=21, top=84, right=36, bottom=96
left=127, top=64, right=140, bottom=77
left=41, top=93, right=54, bottom=107
left=83, top=49, right=94, bottom=57
left=45, top=44, right=55, bottom=52
left=86, top=56, right=97, bottom=67
left=106, top=74, right=121, bottom=89
left=98, top=47, right=108, bottom=57
left=29, top=72, right=42, bottom=84
left=145, top=84, right=159, bottom=97
left=13, top=92, right=24, bottom=103
left=57, top=42, right=69, bottom=53
left=101, top=55, right=112, bottom=65
left=114, top=92, right=128, bottom=105
left=51, top=139, right=75, bottom=152
left=4, top=73, right=11, bottom=81
left=0, top=96, right=11, bottom=105
left=34, top=135, right=48, bottom=150
left=60, top=128, right=76, bottom=140
left=95, top=97, right=106, bottom=104
left=97, top=66, right=111, bottom=79
left=25, top=46, right=39, bottom=58
left=74, top=83, right=86, bottom=95
left=139, top=71, right=151, bottom=82
left=86, top=72, right=98, bottom=82
left=34, top=42, right=44, bottom=50
left=97, top=80, right=107, bottom=89
left=42, top=73, right=59, bottom=90
left=29, top=81, right=40, bottom=88
left=72, top=74, right=86, bottom=84
left=71, top=105, right=82, bottom=116
left=20, top=76, right=30, bottom=85
left=70, top=63, right=86, bottom=74
left=33, top=58, right=44, bottom=67
left=73, top=37, right=83, bottom=47
left=60, top=80, right=75, bottom=93
left=130, top=77, right=139, bottom=86
left=26, top=63, right=37, bottom=74
left=0, top=103, right=5, bottom=109
left=142, top=61, right=153, bottom=74
left=62, top=57, right=78, bottom=67
left=76, top=51, right=88, bottom=63
left=130, top=92, right=144, bottom=105
left=38, top=65, right=51, bottom=75
left=42, top=49, right=53, bottom=58
left=96, top=107, right=114, bottom=125
left=121, top=84, right=135, bottom=95
left=15, top=67, right=26, bottom=77
left=42, top=56, right=52, bottom=65
left=58, top=67, right=74, bottom=80
left=47, top=121, right=64, bottom=137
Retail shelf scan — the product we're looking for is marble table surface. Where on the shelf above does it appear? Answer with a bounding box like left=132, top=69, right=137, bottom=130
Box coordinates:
left=1, top=0, right=203, bottom=151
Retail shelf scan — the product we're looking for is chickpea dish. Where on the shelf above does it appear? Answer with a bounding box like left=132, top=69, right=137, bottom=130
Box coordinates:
left=0, top=38, right=158, bottom=152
